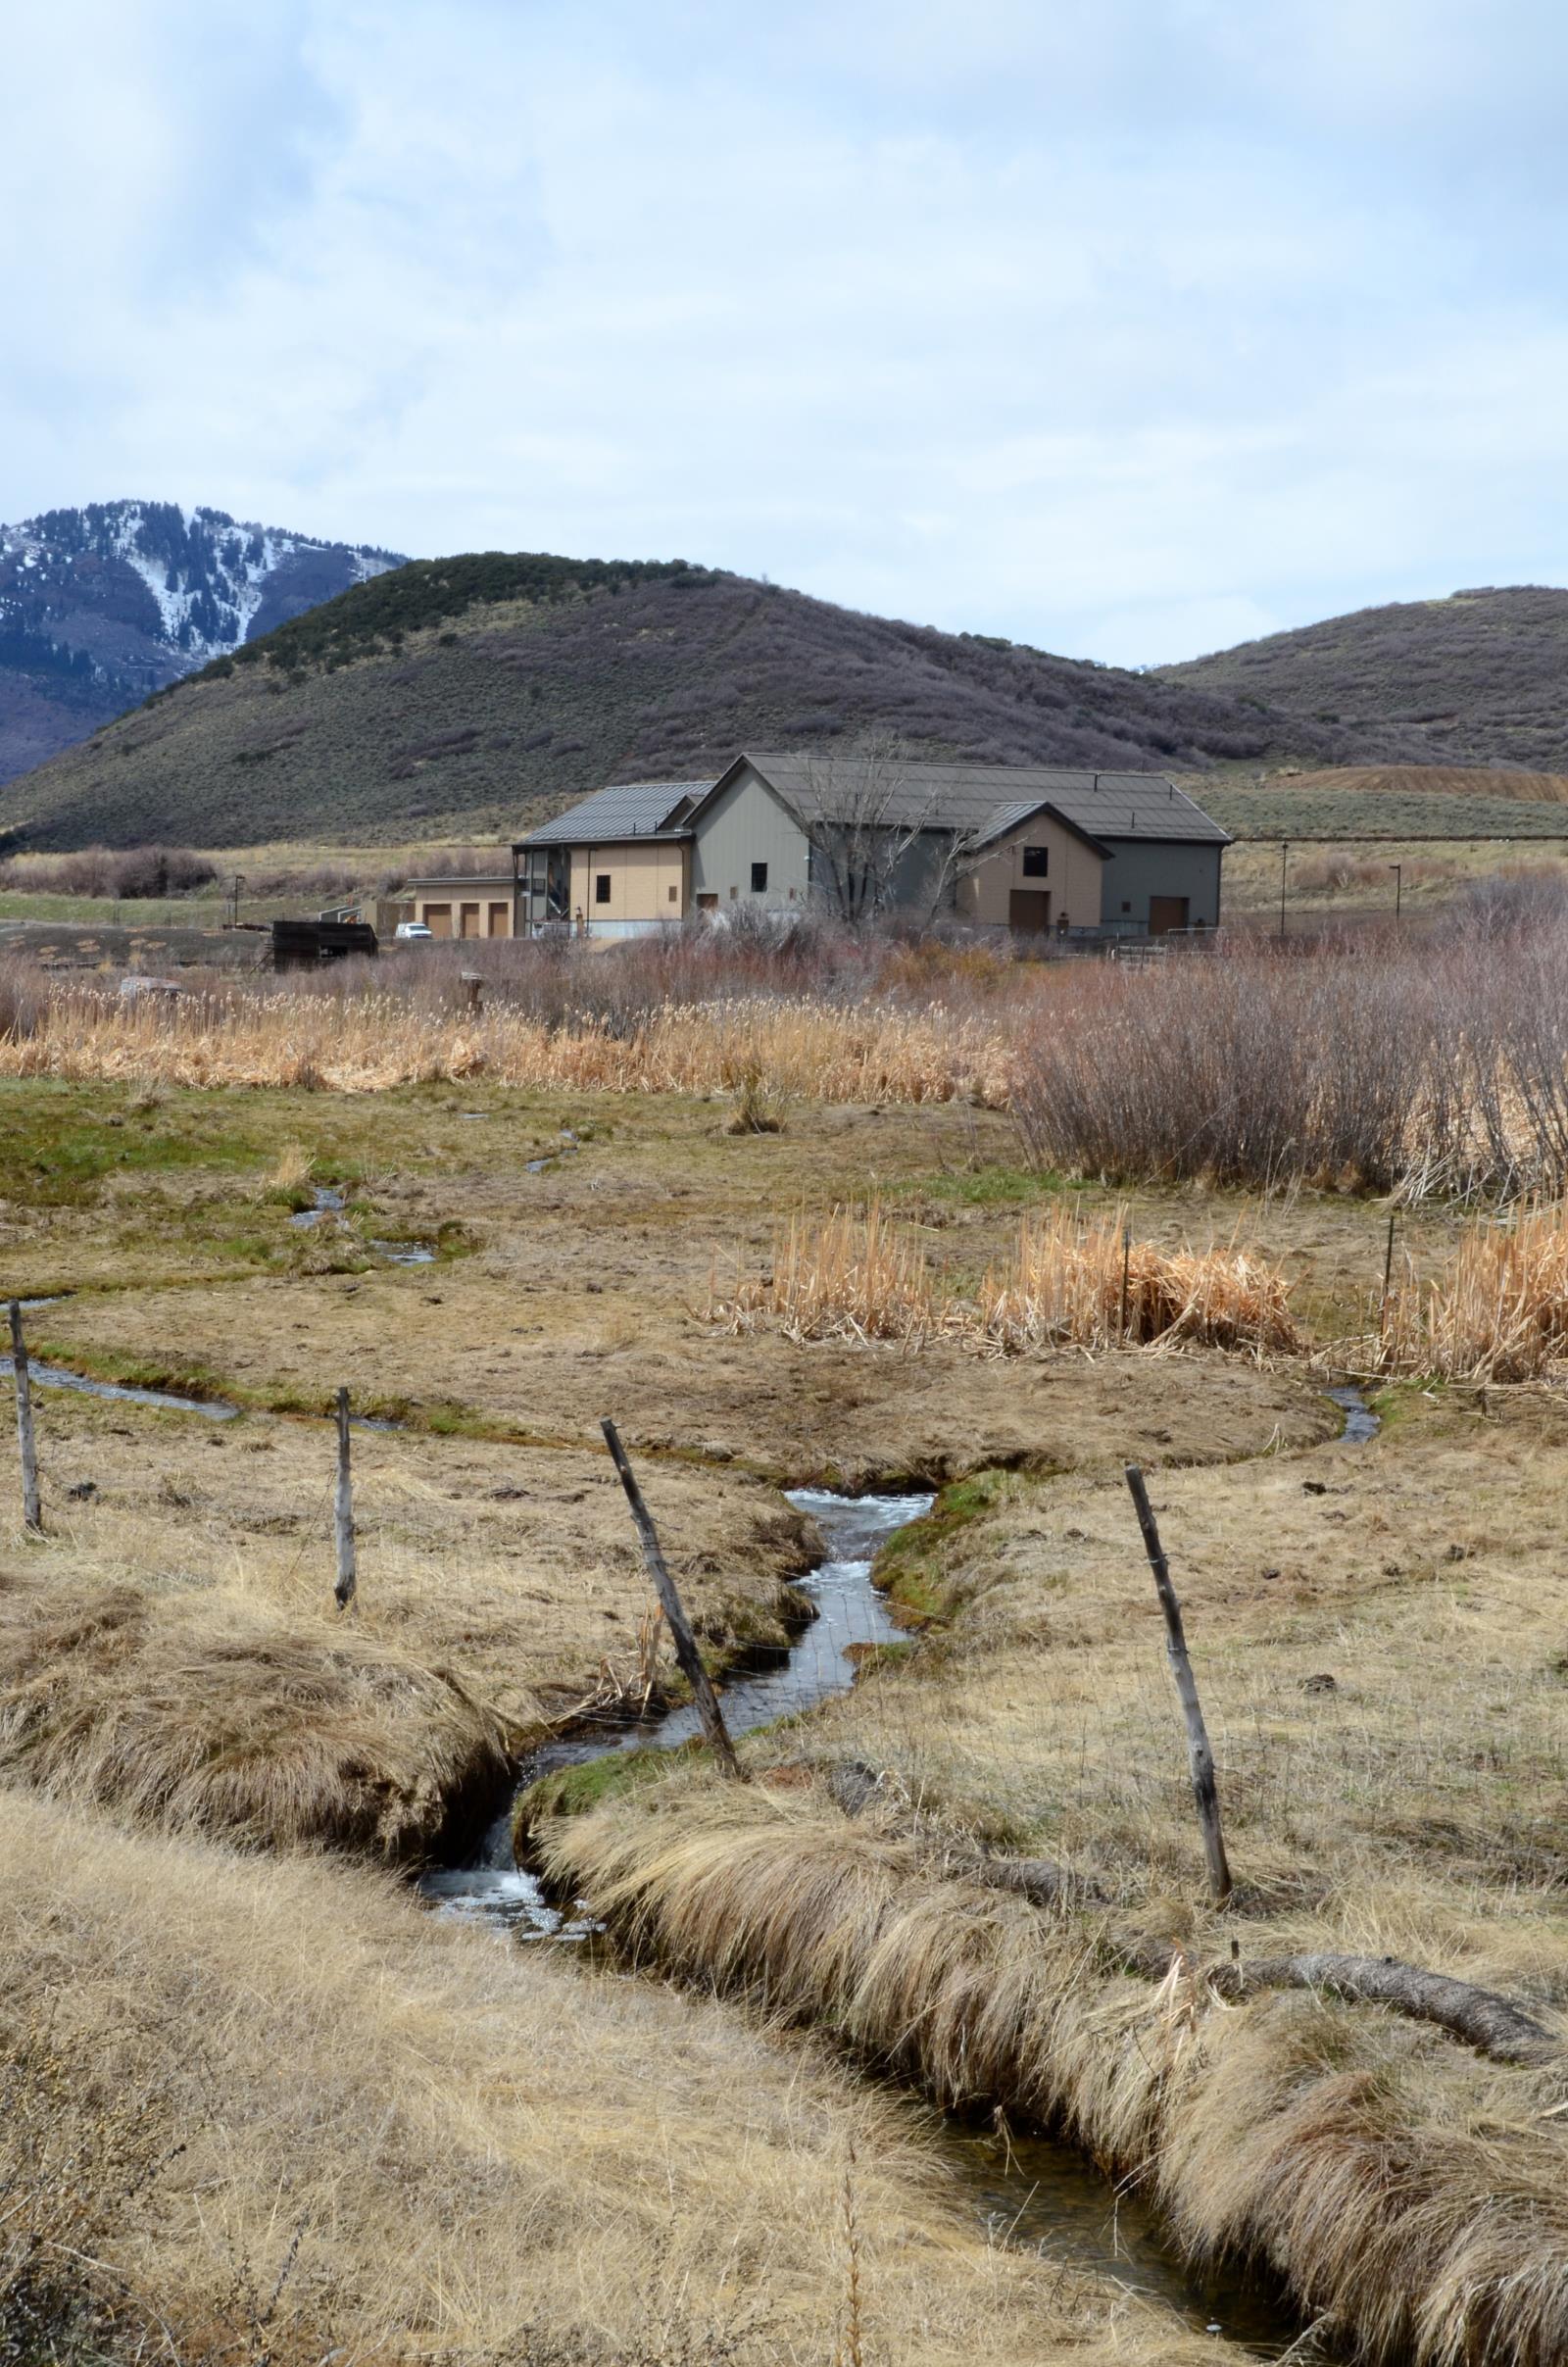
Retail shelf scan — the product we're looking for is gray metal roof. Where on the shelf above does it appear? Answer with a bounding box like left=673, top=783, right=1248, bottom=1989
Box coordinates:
left=729, top=753, right=1230, bottom=846
left=515, top=779, right=712, bottom=849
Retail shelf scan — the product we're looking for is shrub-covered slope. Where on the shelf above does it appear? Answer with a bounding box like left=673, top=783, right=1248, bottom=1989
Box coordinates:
left=1159, top=585, right=1568, bottom=770
left=0, top=553, right=1438, bottom=850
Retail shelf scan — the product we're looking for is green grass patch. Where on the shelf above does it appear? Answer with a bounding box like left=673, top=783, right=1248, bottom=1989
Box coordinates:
left=875, top=1470, right=1009, bottom=1624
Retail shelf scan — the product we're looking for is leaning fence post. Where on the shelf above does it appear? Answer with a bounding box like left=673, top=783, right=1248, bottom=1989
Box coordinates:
left=601, top=1417, right=742, bottom=1779
left=1379, top=1208, right=1397, bottom=1339
left=333, top=1387, right=357, bottom=1609
left=1124, top=1464, right=1232, bottom=1905
left=8, top=1301, right=41, bottom=1534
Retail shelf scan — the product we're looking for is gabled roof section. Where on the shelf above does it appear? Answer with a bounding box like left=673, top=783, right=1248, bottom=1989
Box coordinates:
left=714, top=752, right=1230, bottom=847
left=515, top=778, right=713, bottom=850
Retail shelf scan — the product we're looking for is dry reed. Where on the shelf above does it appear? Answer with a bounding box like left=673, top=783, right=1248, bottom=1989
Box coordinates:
left=1376, top=1199, right=1568, bottom=1381
left=711, top=1204, right=1298, bottom=1358
left=976, top=1204, right=1300, bottom=1356
left=541, top=1777, right=1568, bottom=2367
left=0, top=981, right=1011, bottom=1106
left=711, top=1205, right=941, bottom=1346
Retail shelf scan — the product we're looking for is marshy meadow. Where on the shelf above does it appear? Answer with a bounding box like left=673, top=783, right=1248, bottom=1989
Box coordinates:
left=2, top=914, right=1567, bottom=2367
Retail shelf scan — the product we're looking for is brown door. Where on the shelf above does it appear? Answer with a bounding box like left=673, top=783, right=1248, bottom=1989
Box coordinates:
left=487, top=902, right=509, bottom=937
left=1008, top=889, right=1051, bottom=934
left=1149, top=896, right=1189, bottom=937
left=460, top=902, right=481, bottom=939
left=696, top=893, right=717, bottom=912
left=423, top=903, right=452, bottom=938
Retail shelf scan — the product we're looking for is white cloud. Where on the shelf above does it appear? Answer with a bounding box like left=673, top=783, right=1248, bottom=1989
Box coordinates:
left=3, top=0, right=1566, bottom=664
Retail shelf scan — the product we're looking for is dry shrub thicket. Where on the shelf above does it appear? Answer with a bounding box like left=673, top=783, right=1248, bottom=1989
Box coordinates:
left=1012, top=918, right=1568, bottom=1201
left=10, top=912, right=1568, bottom=1196
left=711, top=1203, right=1299, bottom=1358
left=541, top=1777, right=1568, bottom=2367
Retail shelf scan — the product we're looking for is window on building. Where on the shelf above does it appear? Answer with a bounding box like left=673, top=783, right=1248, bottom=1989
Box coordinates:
left=595, top=874, right=612, bottom=906
left=667, top=884, right=678, bottom=904
left=1121, top=900, right=1132, bottom=914
left=751, top=861, right=768, bottom=893
left=1021, top=846, right=1049, bottom=877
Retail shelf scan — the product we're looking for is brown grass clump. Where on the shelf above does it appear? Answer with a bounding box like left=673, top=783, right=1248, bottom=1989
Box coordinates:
left=1376, top=1199, right=1568, bottom=1381
left=0, top=1568, right=510, bottom=1859
left=710, top=1203, right=1298, bottom=1358
left=710, top=1204, right=941, bottom=1346
left=0, top=1787, right=1224, bottom=2367
left=976, top=1203, right=1300, bottom=1356
left=540, top=1774, right=1568, bottom=2367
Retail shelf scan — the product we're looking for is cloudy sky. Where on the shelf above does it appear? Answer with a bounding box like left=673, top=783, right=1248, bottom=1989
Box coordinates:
left=5, top=0, right=1565, bottom=664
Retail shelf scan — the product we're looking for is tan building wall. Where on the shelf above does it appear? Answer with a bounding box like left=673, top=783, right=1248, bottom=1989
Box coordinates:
left=569, top=841, right=689, bottom=930
left=956, top=814, right=1105, bottom=932
left=410, top=877, right=517, bottom=939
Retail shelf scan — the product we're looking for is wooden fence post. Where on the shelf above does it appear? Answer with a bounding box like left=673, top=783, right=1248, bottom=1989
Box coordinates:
left=8, top=1302, right=41, bottom=1534
left=601, top=1417, right=742, bottom=1778
left=333, top=1388, right=357, bottom=1610
left=1124, top=1464, right=1232, bottom=1905
left=1379, top=1207, right=1397, bottom=1339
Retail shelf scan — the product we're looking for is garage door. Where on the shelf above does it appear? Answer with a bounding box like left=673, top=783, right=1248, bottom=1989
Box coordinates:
left=1008, top=889, right=1051, bottom=934
left=423, top=904, right=452, bottom=939
left=1149, top=896, right=1190, bottom=937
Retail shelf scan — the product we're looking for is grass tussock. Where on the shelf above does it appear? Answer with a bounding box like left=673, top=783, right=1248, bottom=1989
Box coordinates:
left=710, top=1202, right=1298, bottom=1357
left=540, top=1775, right=1568, bottom=2367
left=1375, top=1199, right=1568, bottom=1381
left=975, top=1202, right=1300, bottom=1356
left=0, top=1788, right=1211, bottom=2367
left=0, top=1569, right=510, bottom=1859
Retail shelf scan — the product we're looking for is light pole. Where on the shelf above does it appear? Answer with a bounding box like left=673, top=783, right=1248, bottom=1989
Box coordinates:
left=1279, top=840, right=1289, bottom=941
left=1389, top=863, right=1402, bottom=920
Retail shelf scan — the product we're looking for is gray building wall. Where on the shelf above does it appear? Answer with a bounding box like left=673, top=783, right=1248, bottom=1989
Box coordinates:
left=690, top=767, right=811, bottom=908
left=1096, top=840, right=1224, bottom=929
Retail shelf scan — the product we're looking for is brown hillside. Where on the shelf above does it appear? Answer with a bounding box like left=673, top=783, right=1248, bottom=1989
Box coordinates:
left=0, top=554, right=1440, bottom=851
left=1160, top=585, right=1568, bottom=769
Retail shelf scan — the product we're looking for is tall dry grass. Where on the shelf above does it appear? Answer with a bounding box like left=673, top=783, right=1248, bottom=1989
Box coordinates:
left=0, top=979, right=1010, bottom=1105
left=0, top=1787, right=1227, bottom=2367
left=1376, top=1198, right=1568, bottom=1380
left=0, top=1565, right=511, bottom=1860
left=711, top=1204, right=1298, bottom=1358
left=540, top=1774, right=1568, bottom=2367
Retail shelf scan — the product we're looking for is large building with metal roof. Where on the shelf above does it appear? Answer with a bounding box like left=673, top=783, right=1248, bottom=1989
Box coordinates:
left=403, top=752, right=1229, bottom=940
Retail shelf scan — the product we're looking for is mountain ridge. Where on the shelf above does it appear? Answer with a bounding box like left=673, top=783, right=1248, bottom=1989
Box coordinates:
left=0, top=499, right=405, bottom=783
left=0, top=549, right=1442, bottom=851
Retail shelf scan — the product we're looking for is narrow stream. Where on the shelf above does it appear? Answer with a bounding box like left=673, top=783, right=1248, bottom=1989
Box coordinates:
left=419, top=1405, right=1382, bottom=2352
left=0, top=1321, right=1378, bottom=2340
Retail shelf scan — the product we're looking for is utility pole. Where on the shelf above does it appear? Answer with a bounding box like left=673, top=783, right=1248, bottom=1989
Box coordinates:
left=1278, top=840, right=1290, bottom=941
left=1390, top=863, right=1402, bottom=920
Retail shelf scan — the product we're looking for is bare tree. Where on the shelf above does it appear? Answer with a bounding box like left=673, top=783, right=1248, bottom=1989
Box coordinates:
left=791, top=736, right=986, bottom=926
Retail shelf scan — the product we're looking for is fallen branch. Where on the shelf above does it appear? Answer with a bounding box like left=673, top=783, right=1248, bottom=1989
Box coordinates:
left=1119, top=1936, right=1557, bottom=2068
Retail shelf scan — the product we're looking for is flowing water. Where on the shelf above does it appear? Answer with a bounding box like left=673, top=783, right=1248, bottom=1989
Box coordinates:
left=418, top=1433, right=1380, bottom=2352
left=1, top=1306, right=1377, bottom=2342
